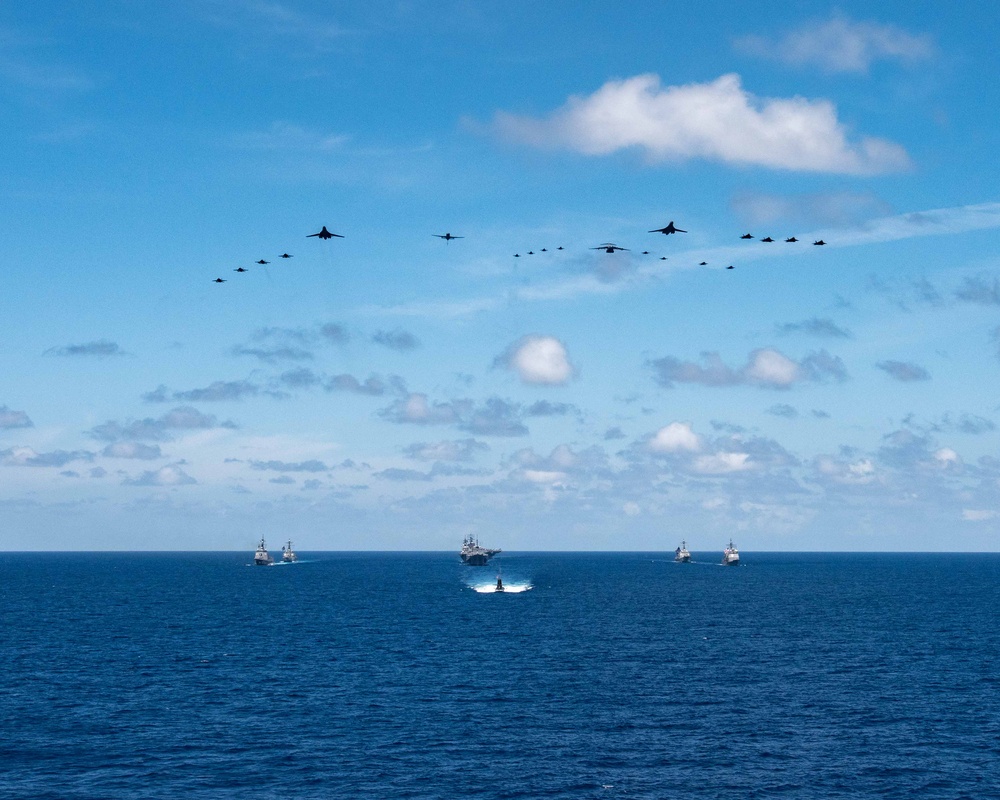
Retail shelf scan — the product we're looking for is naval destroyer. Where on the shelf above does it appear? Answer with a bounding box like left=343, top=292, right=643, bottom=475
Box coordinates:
left=460, top=534, right=501, bottom=566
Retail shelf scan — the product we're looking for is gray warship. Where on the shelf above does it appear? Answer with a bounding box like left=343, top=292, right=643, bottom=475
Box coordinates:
left=460, top=534, right=501, bottom=566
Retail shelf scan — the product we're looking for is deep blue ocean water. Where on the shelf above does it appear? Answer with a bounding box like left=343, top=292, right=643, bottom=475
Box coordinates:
left=2, top=552, right=999, bottom=799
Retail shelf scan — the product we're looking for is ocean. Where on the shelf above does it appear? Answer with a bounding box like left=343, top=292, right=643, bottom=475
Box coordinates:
left=2, top=552, right=999, bottom=799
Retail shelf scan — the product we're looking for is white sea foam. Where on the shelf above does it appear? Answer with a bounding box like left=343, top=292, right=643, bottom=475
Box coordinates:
left=471, top=582, right=533, bottom=594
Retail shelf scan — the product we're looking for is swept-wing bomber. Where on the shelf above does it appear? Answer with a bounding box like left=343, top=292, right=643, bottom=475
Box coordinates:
left=308, top=226, right=344, bottom=239
left=649, top=221, right=687, bottom=235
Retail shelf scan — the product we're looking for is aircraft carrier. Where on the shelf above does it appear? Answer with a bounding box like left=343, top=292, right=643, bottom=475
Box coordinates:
left=460, top=534, right=501, bottom=566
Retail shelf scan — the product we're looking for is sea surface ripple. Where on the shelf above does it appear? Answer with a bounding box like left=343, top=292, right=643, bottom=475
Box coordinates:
left=2, top=552, right=999, bottom=798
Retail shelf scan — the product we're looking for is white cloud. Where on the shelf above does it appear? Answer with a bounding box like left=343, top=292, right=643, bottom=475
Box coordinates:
left=493, top=73, right=909, bottom=174
left=523, top=469, right=568, bottom=485
left=962, top=509, right=997, bottom=522
left=623, top=502, right=641, bottom=516
left=693, top=452, right=752, bottom=474
left=123, top=464, right=197, bottom=487
left=745, top=349, right=801, bottom=387
left=497, top=335, right=575, bottom=385
left=736, top=16, right=936, bottom=74
left=650, top=422, right=702, bottom=453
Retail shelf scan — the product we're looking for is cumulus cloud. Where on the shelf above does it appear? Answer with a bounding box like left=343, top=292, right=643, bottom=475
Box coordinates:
left=145, top=381, right=279, bottom=403
left=650, top=348, right=846, bottom=389
left=735, top=15, right=936, bottom=74
left=777, top=318, right=852, bottom=338
left=0, top=406, right=32, bottom=429
left=379, top=394, right=532, bottom=437
left=495, top=335, right=575, bottom=385
left=493, top=73, right=909, bottom=174
left=90, top=407, right=235, bottom=441
left=693, top=452, right=753, bottom=474
left=1, top=447, right=94, bottom=467
left=649, top=422, right=702, bottom=453
left=372, top=328, right=420, bottom=351
left=876, top=360, right=931, bottom=382
left=44, top=340, right=128, bottom=358
left=102, top=442, right=162, bottom=460
left=123, top=464, right=197, bottom=487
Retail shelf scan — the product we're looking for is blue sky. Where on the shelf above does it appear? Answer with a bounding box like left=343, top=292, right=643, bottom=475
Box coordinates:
left=2, top=1, right=999, bottom=550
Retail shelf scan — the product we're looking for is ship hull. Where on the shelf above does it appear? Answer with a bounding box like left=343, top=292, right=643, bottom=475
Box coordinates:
left=462, top=554, right=492, bottom=566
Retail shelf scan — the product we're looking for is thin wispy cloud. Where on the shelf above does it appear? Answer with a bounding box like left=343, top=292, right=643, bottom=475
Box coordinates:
left=493, top=73, right=910, bottom=174
left=876, top=360, right=931, bottom=382
left=736, top=15, right=936, bottom=74
left=45, top=340, right=128, bottom=358
left=0, top=406, right=33, bottom=429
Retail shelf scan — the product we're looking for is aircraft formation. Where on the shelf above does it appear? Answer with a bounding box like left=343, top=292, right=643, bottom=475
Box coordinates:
left=212, top=221, right=829, bottom=282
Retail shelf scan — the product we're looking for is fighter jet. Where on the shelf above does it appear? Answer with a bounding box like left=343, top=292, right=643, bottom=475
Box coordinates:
left=641, top=251, right=650, bottom=255
left=556, top=246, right=564, bottom=251
left=649, top=221, right=687, bottom=235
left=527, top=251, right=534, bottom=255
left=280, top=253, right=293, bottom=258
left=234, top=267, right=248, bottom=273
left=741, top=233, right=754, bottom=240
left=813, top=240, right=826, bottom=246
left=726, top=265, right=735, bottom=270
left=660, top=256, right=667, bottom=261
left=592, top=243, right=629, bottom=253
left=540, top=248, right=548, bottom=252
left=434, top=233, right=463, bottom=242
left=308, top=226, right=344, bottom=239
left=785, top=237, right=798, bottom=243
left=760, top=237, right=774, bottom=243
left=213, top=278, right=226, bottom=283
left=256, top=259, right=269, bottom=264
left=513, top=253, right=521, bottom=258
left=699, top=261, right=707, bottom=266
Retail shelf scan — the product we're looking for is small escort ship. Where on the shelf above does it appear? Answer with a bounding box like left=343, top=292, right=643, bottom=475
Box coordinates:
left=674, top=541, right=691, bottom=563
left=722, top=540, right=740, bottom=566
left=460, top=534, right=501, bottom=566
left=281, top=540, right=297, bottom=563
left=254, top=537, right=274, bottom=566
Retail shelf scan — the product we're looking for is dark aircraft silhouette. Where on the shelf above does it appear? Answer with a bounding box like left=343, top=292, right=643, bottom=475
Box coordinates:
left=556, top=246, right=564, bottom=251
left=699, top=261, right=707, bottom=266
left=256, top=259, right=269, bottom=264
left=741, top=233, right=754, bottom=240
left=540, top=248, right=548, bottom=252
left=726, top=265, right=735, bottom=270
left=527, top=251, right=534, bottom=255
left=649, top=221, right=687, bottom=235
left=434, top=233, right=463, bottom=242
left=660, top=256, right=667, bottom=261
left=308, top=226, right=344, bottom=239
left=641, top=251, right=650, bottom=255
left=280, top=253, right=293, bottom=258
left=760, top=237, right=774, bottom=243
left=813, top=239, right=826, bottom=246
left=214, top=278, right=226, bottom=283
left=234, top=267, right=248, bottom=273
left=513, top=253, right=521, bottom=258
left=785, top=237, right=798, bottom=243
left=592, top=243, right=628, bottom=253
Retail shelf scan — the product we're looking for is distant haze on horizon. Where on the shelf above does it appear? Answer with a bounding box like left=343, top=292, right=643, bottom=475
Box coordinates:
left=1, top=1, right=998, bottom=552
